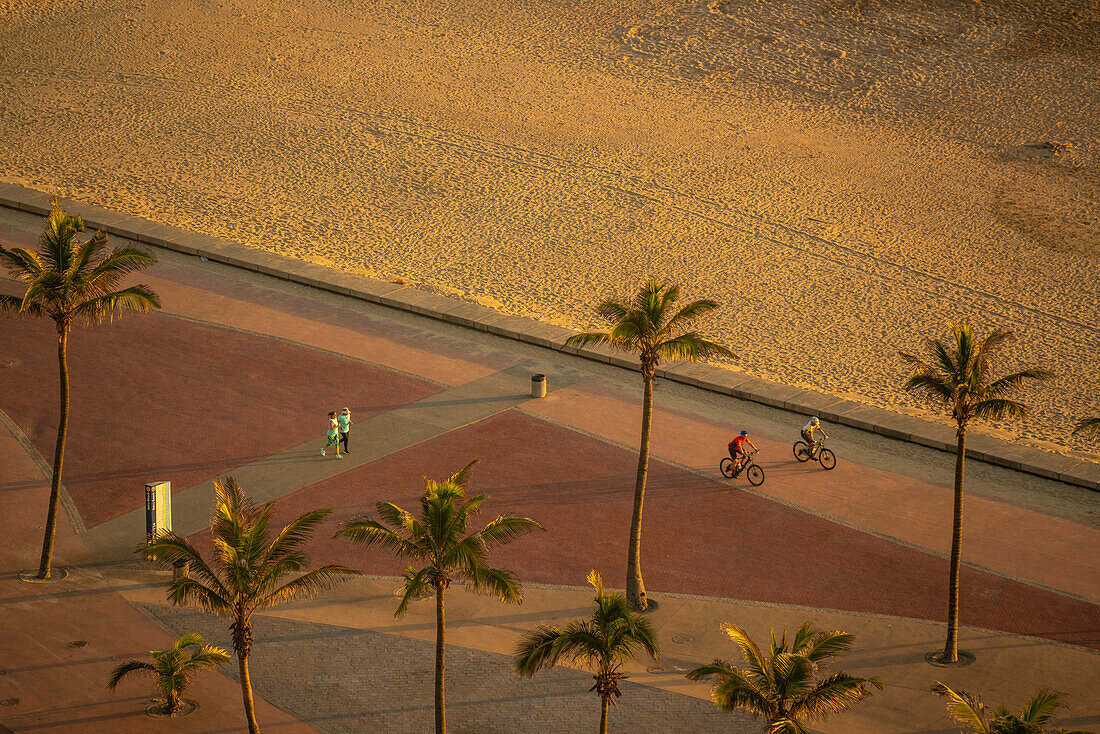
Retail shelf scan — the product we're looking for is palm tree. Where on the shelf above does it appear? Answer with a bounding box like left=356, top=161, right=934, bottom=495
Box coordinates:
left=687, top=622, right=882, bottom=733
left=933, top=681, right=1091, bottom=733
left=337, top=460, right=543, bottom=734
left=900, top=323, right=1053, bottom=663
left=1072, top=416, right=1100, bottom=436
left=514, top=570, right=659, bottom=734
left=142, top=477, right=357, bottom=733
left=566, top=279, right=735, bottom=610
left=0, top=200, right=160, bottom=579
left=107, top=632, right=230, bottom=716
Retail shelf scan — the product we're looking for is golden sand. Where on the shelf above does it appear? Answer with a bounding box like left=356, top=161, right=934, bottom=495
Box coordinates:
left=1, top=0, right=1097, bottom=458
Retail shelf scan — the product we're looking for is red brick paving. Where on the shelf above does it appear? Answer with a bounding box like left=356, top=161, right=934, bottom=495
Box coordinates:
left=242, top=409, right=1100, bottom=650
left=0, top=415, right=316, bottom=733
left=0, top=300, right=442, bottom=528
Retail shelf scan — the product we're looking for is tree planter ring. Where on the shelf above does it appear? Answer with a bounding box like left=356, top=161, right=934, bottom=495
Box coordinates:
left=924, top=650, right=976, bottom=667
left=146, top=698, right=199, bottom=718
left=18, top=568, right=69, bottom=583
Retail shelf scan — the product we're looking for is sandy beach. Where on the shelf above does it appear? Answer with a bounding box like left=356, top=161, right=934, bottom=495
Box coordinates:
left=1, top=0, right=1097, bottom=459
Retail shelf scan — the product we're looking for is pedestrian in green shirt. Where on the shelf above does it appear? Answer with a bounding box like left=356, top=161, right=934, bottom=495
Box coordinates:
left=322, top=411, right=342, bottom=458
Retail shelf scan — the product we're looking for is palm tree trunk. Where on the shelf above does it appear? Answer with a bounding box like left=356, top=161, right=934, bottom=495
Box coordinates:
left=38, top=327, right=69, bottom=579
left=238, top=650, right=260, bottom=733
left=599, top=695, right=609, bottom=734
left=626, top=372, right=654, bottom=611
left=435, top=583, right=446, bottom=734
left=943, top=426, right=966, bottom=664
left=166, top=688, right=181, bottom=715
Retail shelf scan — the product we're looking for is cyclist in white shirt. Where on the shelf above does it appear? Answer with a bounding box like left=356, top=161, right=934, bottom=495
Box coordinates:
left=800, top=417, right=828, bottom=458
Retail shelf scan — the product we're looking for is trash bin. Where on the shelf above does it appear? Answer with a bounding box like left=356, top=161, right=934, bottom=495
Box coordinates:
left=531, top=373, right=547, bottom=398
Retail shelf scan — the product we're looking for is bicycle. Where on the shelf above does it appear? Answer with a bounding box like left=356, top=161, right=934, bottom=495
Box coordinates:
left=792, top=436, right=836, bottom=470
left=720, top=450, right=765, bottom=486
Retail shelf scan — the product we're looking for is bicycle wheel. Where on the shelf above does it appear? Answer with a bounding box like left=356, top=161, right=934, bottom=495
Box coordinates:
left=720, top=457, right=735, bottom=479
left=746, top=464, right=764, bottom=486
left=793, top=441, right=810, bottom=462
left=818, top=449, right=836, bottom=470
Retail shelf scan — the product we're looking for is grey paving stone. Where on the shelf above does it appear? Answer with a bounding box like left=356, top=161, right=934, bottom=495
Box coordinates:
left=0, top=185, right=51, bottom=214
left=817, top=399, right=863, bottom=423
left=519, top=323, right=574, bottom=349
left=727, top=378, right=774, bottom=401
left=696, top=370, right=757, bottom=396
left=438, top=302, right=495, bottom=328
left=665, top=362, right=723, bottom=388
left=472, top=310, right=512, bottom=333
left=487, top=314, right=539, bottom=339
left=353, top=279, right=411, bottom=301
left=906, top=422, right=957, bottom=453
left=779, top=389, right=845, bottom=416
left=139, top=604, right=753, bottom=734
left=1062, top=460, right=1100, bottom=490
left=743, top=382, right=807, bottom=410
left=408, top=292, right=465, bottom=318
left=963, top=434, right=1004, bottom=464
left=1021, top=451, right=1085, bottom=482
left=984, top=444, right=1045, bottom=472
left=832, top=405, right=890, bottom=433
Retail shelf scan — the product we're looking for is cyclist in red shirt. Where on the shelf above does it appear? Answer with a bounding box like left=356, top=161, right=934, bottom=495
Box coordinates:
left=728, top=430, right=759, bottom=476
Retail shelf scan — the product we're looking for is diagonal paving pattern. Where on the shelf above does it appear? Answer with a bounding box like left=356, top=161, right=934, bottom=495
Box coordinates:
left=80, top=361, right=587, bottom=564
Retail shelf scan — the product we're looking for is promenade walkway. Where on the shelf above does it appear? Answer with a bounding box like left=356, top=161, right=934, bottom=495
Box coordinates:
left=1, top=205, right=1097, bottom=733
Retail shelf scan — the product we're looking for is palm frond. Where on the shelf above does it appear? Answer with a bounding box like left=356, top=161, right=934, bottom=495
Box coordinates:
left=976, top=327, right=1015, bottom=359
left=565, top=331, right=618, bottom=349
left=106, top=660, right=156, bottom=690
left=394, top=566, right=435, bottom=617
left=263, top=508, right=334, bottom=571
left=972, top=398, right=1029, bottom=422
left=0, top=246, right=45, bottom=280
left=595, top=299, right=630, bottom=323
left=165, top=577, right=233, bottom=614
left=141, top=533, right=229, bottom=599
left=470, top=515, right=544, bottom=549
left=982, top=369, right=1055, bottom=398
left=173, top=632, right=206, bottom=650
left=765, top=718, right=811, bottom=734
left=799, top=630, right=853, bottom=664
left=657, top=333, right=737, bottom=362
left=514, top=625, right=567, bottom=676
left=463, top=565, right=523, bottom=603
left=902, top=373, right=954, bottom=404
left=722, top=624, right=770, bottom=683
left=0, top=292, right=44, bottom=316
left=337, top=519, right=421, bottom=558
left=82, top=245, right=157, bottom=288
left=771, top=653, right=816, bottom=701
left=1018, top=689, right=1062, bottom=725
left=608, top=315, right=647, bottom=347
left=258, top=565, right=358, bottom=611
left=664, top=298, right=720, bottom=332
left=687, top=663, right=772, bottom=717
left=186, top=646, right=231, bottom=668
left=791, top=672, right=878, bottom=718
left=72, top=284, right=160, bottom=324
left=374, top=501, right=416, bottom=531
left=933, top=681, right=989, bottom=733
left=447, top=459, right=480, bottom=488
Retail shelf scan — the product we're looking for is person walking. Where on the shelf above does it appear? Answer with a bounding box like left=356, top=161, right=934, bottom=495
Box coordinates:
left=322, top=411, right=343, bottom=458
left=337, top=407, right=353, bottom=455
